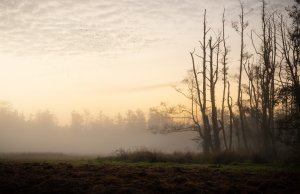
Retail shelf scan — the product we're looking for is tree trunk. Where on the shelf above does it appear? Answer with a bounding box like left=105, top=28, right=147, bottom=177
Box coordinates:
left=237, top=2, right=249, bottom=151
left=209, top=38, right=220, bottom=152
left=221, top=9, right=228, bottom=151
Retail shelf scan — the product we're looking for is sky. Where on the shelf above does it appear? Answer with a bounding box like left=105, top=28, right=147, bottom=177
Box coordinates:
left=0, top=0, right=293, bottom=125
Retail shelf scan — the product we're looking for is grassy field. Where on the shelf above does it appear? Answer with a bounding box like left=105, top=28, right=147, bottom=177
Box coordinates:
left=0, top=153, right=299, bottom=193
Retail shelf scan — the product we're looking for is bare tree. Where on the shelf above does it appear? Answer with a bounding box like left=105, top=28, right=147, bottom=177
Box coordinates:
left=232, top=1, right=249, bottom=151
left=200, top=10, right=213, bottom=153
left=208, top=35, right=222, bottom=152
left=190, top=50, right=212, bottom=153
left=152, top=10, right=223, bottom=154
left=221, top=9, right=229, bottom=151
left=279, top=0, right=300, bottom=114
left=276, top=0, right=300, bottom=152
left=250, top=0, right=278, bottom=156
left=147, top=1, right=299, bottom=157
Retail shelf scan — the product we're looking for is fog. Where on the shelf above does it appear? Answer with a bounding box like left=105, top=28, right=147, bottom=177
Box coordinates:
left=0, top=0, right=296, bottom=159
left=0, top=103, right=197, bottom=155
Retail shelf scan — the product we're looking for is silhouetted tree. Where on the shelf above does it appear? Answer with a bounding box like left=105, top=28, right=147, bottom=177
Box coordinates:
left=232, top=1, right=250, bottom=151
left=220, top=9, right=229, bottom=151
left=276, top=0, right=300, bottom=153
left=280, top=0, right=300, bottom=113
left=147, top=1, right=299, bottom=157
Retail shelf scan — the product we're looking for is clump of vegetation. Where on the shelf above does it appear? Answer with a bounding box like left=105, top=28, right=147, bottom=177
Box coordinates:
left=98, top=148, right=271, bottom=164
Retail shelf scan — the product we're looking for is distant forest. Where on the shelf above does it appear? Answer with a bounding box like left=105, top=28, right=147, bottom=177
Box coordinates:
left=0, top=102, right=196, bottom=153
left=0, top=102, right=149, bottom=131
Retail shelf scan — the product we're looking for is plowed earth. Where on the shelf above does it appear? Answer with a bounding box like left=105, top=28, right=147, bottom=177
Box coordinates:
left=0, top=162, right=299, bottom=194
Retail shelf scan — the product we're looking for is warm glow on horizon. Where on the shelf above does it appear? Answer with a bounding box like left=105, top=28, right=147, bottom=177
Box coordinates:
left=0, top=0, right=292, bottom=124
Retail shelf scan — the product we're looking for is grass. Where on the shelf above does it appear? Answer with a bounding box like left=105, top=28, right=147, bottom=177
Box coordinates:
left=92, top=159, right=300, bottom=173
left=1, top=150, right=299, bottom=173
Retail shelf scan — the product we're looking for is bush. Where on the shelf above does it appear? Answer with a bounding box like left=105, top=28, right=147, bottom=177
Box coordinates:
left=98, top=148, right=267, bottom=164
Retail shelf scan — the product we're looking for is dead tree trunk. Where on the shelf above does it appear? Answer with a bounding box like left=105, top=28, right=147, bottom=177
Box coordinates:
left=201, top=10, right=213, bottom=154
left=234, top=1, right=249, bottom=151
left=209, top=37, right=221, bottom=152
left=227, top=81, right=234, bottom=151
left=261, top=0, right=278, bottom=157
left=190, top=51, right=212, bottom=154
left=221, top=9, right=229, bottom=151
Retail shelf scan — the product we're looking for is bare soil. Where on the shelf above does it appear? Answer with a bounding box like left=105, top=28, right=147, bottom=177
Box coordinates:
left=0, top=162, right=299, bottom=194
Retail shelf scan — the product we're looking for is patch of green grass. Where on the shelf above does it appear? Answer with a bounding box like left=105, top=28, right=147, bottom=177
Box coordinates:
left=1, top=152, right=299, bottom=174
left=92, top=159, right=300, bottom=173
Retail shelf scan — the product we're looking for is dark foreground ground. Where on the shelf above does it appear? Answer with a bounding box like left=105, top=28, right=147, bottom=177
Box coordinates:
left=0, top=161, right=299, bottom=194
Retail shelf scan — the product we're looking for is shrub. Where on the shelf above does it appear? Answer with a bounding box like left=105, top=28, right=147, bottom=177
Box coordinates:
left=99, top=148, right=272, bottom=164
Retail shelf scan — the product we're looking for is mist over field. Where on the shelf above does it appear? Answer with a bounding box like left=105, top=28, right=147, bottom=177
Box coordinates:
left=0, top=103, right=196, bottom=154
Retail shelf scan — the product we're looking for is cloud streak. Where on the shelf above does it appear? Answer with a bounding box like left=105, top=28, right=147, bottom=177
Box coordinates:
left=117, top=82, right=179, bottom=93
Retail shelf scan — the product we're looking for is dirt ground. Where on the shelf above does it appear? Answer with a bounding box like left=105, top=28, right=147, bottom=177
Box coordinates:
left=0, top=162, right=299, bottom=194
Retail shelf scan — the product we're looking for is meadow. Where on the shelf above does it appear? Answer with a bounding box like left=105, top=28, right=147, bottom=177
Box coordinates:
left=0, top=152, right=299, bottom=194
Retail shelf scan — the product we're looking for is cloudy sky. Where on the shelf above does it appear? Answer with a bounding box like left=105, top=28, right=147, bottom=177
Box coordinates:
left=0, top=0, right=293, bottom=124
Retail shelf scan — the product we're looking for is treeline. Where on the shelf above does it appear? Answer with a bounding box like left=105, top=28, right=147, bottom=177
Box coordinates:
left=149, top=0, right=300, bottom=158
left=0, top=102, right=168, bottom=132
left=0, top=102, right=196, bottom=153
